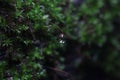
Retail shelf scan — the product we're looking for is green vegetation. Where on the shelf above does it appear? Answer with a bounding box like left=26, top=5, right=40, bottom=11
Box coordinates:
left=0, top=0, right=120, bottom=80
left=0, top=0, right=65, bottom=79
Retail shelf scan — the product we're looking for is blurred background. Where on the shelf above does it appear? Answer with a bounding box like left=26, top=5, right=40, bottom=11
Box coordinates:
left=48, top=0, right=120, bottom=80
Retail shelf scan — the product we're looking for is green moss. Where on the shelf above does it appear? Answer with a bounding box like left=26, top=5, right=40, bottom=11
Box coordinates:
left=0, top=0, right=120, bottom=79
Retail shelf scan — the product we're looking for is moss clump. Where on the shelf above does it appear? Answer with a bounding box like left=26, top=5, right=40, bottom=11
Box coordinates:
left=0, top=0, right=65, bottom=79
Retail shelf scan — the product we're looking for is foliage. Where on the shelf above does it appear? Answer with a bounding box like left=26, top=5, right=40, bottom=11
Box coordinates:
left=0, top=0, right=120, bottom=80
left=0, top=0, right=65, bottom=79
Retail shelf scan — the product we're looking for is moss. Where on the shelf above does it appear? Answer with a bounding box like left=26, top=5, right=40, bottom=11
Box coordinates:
left=0, top=0, right=120, bottom=79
